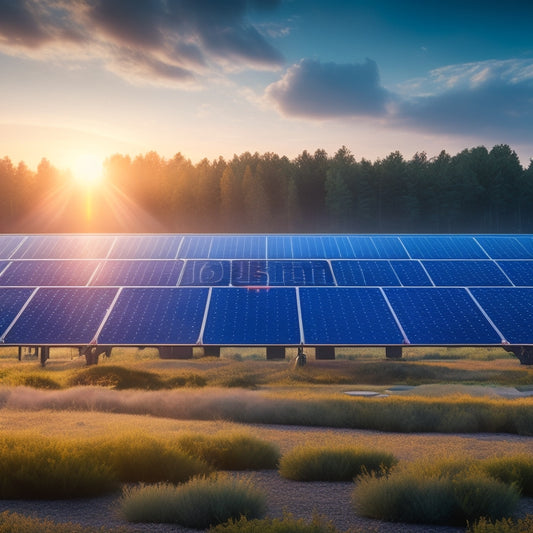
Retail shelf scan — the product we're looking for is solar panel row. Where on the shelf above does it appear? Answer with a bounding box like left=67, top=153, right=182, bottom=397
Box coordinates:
left=1, top=285, right=532, bottom=346
left=1, top=234, right=532, bottom=351
left=3, top=234, right=533, bottom=260
left=1, top=259, right=533, bottom=287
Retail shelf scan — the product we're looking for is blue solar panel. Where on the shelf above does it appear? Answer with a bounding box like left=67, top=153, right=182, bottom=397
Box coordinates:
left=0, top=260, right=99, bottom=286
left=232, top=260, right=268, bottom=286
left=209, top=235, right=265, bottom=259
left=422, top=261, right=512, bottom=286
left=267, top=235, right=292, bottom=258
left=475, top=236, right=531, bottom=259
left=515, top=236, right=533, bottom=256
left=292, top=236, right=327, bottom=258
left=384, top=288, right=501, bottom=344
left=0, top=236, right=24, bottom=259
left=346, top=236, right=381, bottom=258
left=390, top=261, right=432, bottom=286
left=90, top=260, right=183, bottom=286
left=99, top=288, right=208, bottom=345
left=497, top=261, right=533, bottom=286
left=268, top=261, right=334, bottom=286
left=324, top=236, right=356, bottom=258
left=332, top=260, right=400, bottom=286
left=470, top=288, right=533, bottom=344
left=299, top=288, right=404, bottom=345
left=400, top=236, right=486, bottom=259
left=13, top=235, right=113, bottom=259
left=180, top=260, right=231, bottom=286
left=370, top=237, right=409, bottom=258
left=109, top=235, right=182, bottom=259
left=178, top=236, right=212, bottom=258
left=4, top=287, right=117, bottom=344
left=203, top=287, right=300, bottom=344
left=0, top=288, right=34, bottom=338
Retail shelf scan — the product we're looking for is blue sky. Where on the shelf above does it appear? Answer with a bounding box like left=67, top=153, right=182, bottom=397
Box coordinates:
left=0, top=0, right=532, bottom=173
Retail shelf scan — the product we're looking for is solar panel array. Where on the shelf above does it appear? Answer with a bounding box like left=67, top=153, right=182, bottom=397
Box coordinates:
left=1, top=233, right=533, bottom=347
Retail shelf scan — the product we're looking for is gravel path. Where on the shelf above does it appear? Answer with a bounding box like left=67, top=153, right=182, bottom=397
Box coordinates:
left=0, top=424, right=531, bottom=533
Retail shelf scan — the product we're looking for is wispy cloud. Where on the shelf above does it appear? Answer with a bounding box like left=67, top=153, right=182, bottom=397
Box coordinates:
left=266, top=58, right=392, bottom=118
left=0, top=0, right=284, bottom=86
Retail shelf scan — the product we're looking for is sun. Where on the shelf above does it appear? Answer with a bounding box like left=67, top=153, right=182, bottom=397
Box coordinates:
left=70, top=153, right=104, bottom=186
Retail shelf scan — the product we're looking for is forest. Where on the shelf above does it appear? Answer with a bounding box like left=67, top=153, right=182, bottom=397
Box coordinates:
left=0, top=143, right=532, bottom=234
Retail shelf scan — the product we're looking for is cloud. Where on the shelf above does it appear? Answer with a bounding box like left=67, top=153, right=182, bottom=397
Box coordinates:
left=0, top=0, right=284, bottom=85
left=396, top=59, right=533, bottom=141
left=266, top=58, right=392, bottom=118
left=267, top=56, right=533, bottom=144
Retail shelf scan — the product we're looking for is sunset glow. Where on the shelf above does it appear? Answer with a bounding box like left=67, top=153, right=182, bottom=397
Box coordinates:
left=70, top=154, right=104, bottom=187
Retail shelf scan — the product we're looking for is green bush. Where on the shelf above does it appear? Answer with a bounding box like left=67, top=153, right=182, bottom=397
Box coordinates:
left=120, top=474, right=267, bottom=528
left=166, top=372, right=207, bottom=387
left=177, top=432, right=280, bottom=470
left=91, top=432, right=211, bottom=483
left=209, top=512, right=341, bottom=532
left=0, top=434, right=117, bottom=499
left=481, top=455, right=533, bottom=496
left=279, top=446, right=397, bottom=481
left=0, top=511, right=125, bottom=533
left=468, top=515, right=533, bottom=533
left=353, top=460, right=520, bottom=526
left=67, top=365, right=164, bottom=389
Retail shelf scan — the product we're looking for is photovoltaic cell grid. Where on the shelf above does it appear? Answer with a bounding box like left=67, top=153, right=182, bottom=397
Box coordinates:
left=1, top=233, right=533, bottom=347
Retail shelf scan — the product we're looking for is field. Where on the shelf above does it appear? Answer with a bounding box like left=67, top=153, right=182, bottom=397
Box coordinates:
left=0, top=347, right=532, bottom=532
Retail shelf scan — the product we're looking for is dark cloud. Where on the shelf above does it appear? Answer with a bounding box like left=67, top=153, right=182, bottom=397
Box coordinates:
left=267, top=57, right=533, bottom=144
left=0, top=0, right=49, bottom=47
left=266, top=58, right=391, bottom=118
left=395, top=61, right=533, bottom=142
left=0, top=0, right=284, bottom=84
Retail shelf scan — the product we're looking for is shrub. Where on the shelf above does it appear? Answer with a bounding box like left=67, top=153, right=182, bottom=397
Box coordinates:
left=0, top=434, right=117, bottom=499
left=209, top=512, right=341, bottom=532
left=15, top=374, right=61, bottom=389
left=177, top=432, right=280, bottom=470
left=481, top=455, right=533, bottom=496
left=468, top=515, right=533, bottom=533
left=91, top=432, right=211, bottom=483
left=353, top=460, right=520, bottom=526
left=279, top=446, right=397, bottom=481
left=0, top=511, right=125, bottom=533
left=67, top=365, right=164, bottom=390
left=120, top=474, right=267, bottom=529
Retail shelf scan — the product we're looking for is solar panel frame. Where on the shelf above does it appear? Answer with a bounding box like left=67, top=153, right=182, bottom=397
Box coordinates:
left=202, top=287, right=301, bottom=345
left=384, top=287, right=503, bottom=345
left=89, top=260, right=184, bottom=286
left=3, top=287, right=118, bottom=345
left=299, top=287, right=405, bottom=345
left=470, top=288, right=533, bottom=344
left=421, top=260, right=512, bottom=287
left=98, top=287, right=209, bottom=345
left=108, top=235, right=182, bottom=259
left=0, top=260, right=100, bottom=286
left=0, top=235, right=24, bottom=259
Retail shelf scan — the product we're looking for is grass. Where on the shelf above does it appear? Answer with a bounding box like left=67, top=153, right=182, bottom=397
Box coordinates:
left=352, top=457, right=521, bottom=526
left=0, top=433, right=118, bottom=499
left=209, top=512, right=345, bottom=533
left=468, top=516, right=533, bottom=533
left=120, top=474, right=267, bottom=528
left=278, top=445, right=397, bottom=481
left=481, top=455, right=533, bottom=496
left=0, top=511, right=127, bottom=533
left=177, top=431, right=281, bottom=470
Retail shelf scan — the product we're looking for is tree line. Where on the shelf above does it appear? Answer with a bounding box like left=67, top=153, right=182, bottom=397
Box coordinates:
left=1, top=144, right=532, bottom=233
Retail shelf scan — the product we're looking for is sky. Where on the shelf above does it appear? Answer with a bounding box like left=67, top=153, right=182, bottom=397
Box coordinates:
left=1, top=0, right=532, bottom=176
